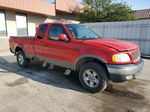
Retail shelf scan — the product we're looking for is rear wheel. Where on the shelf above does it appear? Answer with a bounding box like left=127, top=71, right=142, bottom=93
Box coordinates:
left=79, top=62, right=108, bottom=93
left=17, top=51, right=30, bottom=67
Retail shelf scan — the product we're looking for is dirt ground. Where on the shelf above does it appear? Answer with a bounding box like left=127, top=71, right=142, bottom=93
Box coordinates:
left=0, top=50, right=150, bottom=112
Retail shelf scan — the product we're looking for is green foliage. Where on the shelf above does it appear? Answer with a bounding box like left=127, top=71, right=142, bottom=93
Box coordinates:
left=77, top=0, right=136, bottom=23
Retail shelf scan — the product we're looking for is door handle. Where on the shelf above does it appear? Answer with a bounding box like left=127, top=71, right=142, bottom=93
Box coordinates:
left=74, top=48, right=80, bottom=52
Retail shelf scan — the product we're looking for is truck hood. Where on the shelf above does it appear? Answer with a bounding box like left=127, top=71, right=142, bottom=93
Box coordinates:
left=84, top=39, right=138, bottom=51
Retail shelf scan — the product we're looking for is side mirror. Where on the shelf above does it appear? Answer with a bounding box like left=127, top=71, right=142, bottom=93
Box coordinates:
left=58, top=34, right=67, bottom=41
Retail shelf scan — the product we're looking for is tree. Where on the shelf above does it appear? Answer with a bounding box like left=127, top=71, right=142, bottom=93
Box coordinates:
left=77, top=0, right=136, bottom=23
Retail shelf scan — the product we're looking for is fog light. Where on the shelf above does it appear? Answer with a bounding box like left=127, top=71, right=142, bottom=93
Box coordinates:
left=126, top=75, right=133, bottom=80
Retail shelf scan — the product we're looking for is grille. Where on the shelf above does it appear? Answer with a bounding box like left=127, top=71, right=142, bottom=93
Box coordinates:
left=132, top=51, right=140, bottom=62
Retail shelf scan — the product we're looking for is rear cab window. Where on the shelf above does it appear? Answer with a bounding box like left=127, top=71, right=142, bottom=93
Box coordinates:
left=37, top=24, right=48, bottom=39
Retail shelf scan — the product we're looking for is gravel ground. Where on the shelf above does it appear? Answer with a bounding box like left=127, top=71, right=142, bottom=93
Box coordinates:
left=0, top=51, right=150, bottom=112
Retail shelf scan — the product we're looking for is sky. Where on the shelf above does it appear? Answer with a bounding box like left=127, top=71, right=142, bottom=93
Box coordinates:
left=46, top=0, right=150, bottom=10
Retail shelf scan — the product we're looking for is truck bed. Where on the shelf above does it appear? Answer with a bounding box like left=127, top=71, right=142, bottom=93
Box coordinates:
left=9, top=36, right=35, bottom=56
left=10, top=36, right=34, bottom=38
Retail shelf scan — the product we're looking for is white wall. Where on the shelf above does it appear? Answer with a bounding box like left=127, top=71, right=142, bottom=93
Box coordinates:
left=5, top=11, right=17, bottom=37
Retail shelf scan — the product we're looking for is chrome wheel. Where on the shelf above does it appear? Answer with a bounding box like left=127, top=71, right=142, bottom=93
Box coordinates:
left=18, top=54, right=24, bottom=65
left=83, top=69, right=99, bottom=88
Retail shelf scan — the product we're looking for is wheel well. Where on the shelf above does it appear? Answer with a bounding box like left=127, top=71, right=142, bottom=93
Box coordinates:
left=76, top=57, right=108, bottom=73
left=15, top=47, right=24, bottom=54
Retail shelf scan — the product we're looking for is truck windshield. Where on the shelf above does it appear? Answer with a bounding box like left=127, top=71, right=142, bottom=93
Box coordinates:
left=65, top=24, right=101, bottom=40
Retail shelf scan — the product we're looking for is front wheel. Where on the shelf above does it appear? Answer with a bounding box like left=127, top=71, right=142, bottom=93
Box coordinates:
left=17, top=51, right=30, bottom=67
left=79, top=62, right=108, bottom=93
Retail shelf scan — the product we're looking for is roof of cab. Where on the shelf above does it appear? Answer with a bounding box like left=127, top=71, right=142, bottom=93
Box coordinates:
left=39, top=22, right=77, bottom=26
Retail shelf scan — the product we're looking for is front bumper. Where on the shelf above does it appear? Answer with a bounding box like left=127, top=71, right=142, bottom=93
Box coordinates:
left=106, top=59, right=144, bottom=82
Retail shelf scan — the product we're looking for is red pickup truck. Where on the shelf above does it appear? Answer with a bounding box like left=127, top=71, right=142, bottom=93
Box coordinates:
left=9, top=22, right=144, bottom=93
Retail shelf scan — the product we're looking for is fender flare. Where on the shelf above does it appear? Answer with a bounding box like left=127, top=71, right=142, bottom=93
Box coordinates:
left=15, top=46, right=26, bottom=56
left=75, top=54, right=107, bottom=71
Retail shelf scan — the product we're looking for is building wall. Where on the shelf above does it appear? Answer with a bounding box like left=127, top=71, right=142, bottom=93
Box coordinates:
left=56, top=0, right=84, bottom=13
left=47, top=12, right=80, bottom=23
left=0, top=0, right=55, bottom=16
left=0, top=10, right=48, bottom=51
left=0, top=10, right=48, bottom=37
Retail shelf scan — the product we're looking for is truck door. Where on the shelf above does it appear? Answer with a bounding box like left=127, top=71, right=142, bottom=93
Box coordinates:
left=43, top=24, right=78, bottom=68
left=34, top=24, right=48, bottom=59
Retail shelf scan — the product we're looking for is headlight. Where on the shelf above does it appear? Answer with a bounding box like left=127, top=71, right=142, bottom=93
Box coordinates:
left=112, top=53, right=130, bottom=62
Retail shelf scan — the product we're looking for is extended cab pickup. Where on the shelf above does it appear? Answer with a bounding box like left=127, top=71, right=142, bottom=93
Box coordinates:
left=9, top=23, right=144, bottom=93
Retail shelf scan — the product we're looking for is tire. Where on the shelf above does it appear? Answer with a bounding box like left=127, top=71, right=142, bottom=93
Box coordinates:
left=79, top=62, right=108, bottom=93
left=17, top=51, right=30, bottom=67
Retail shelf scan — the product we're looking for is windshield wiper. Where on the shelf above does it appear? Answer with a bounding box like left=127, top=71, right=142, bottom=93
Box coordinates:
left=77, top=36, right=101, bottom=40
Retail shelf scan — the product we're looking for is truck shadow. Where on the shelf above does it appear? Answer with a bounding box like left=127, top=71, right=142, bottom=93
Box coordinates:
left=0, top=56, right=86, bottom=93
left=0, top=55, right=146, bottom=99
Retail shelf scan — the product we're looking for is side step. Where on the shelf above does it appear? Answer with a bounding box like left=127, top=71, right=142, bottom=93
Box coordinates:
left=64, top=69, right=71, bottom=76
left=42, top=61, right=47, bottom=67
left=48, top=64, right=54, bottom=70
left=42, top=61, right=71, bottom=75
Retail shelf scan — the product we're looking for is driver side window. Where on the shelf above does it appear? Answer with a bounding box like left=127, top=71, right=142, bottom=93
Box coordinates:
left=48, top=24, right=68, bottom=41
